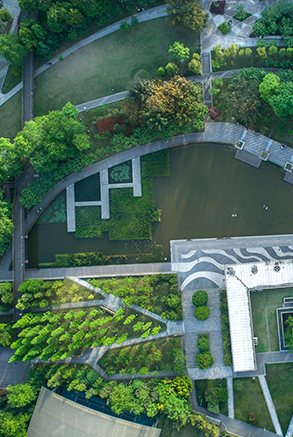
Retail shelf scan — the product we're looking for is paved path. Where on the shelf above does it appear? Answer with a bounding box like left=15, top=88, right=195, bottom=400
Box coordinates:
left=0, top=348, right=30, bottom=388
left=285, top=414, right=293, bottom=437
left=0, top=5, right=168, bottom=106
left=227, top=376, right=234, bottom=419
left=259, top=375, right=283, bottom=436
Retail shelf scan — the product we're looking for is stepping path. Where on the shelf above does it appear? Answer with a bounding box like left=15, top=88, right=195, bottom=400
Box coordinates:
left=259, top=375, right=283, bottom=436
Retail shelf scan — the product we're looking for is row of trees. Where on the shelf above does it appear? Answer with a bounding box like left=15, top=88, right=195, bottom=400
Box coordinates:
left=253, top=0, right=293, bottom=37
left=9, top=307, right=163, bottom=363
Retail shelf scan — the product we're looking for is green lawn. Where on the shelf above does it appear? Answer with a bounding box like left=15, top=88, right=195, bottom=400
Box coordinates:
left=0, top=92, right=22, bottom=139
left=266, top=363, right=293, bottom=434
left=34, top=17, right=200, bottom=115
left=250, top=288, right=293, bottom=352
left=233, top=377, right=274, bottom=432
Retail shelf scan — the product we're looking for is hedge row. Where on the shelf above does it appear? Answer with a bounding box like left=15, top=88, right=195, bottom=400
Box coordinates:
left=220, top=289, right=233, bottom=367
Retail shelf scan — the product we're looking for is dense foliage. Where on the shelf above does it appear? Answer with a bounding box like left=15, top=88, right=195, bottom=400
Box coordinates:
left=196, top=352, right=214, bottom=369
left=220, top=290, right=232, bottom=367
left=167, top=0, right=208, bottom=33
left=90, top=274, right=182, bottom=320
left=99, top=337, right=186, bottom=376
left=0, top=282, right=13, bottom=312
left=0, top=193, right=13, bottom=256
left=205, top=385, right=228, bottom=414
left=123, top=76, right=207, bottom=131
left=39, top=245, right=164, bottom=268
left=27, top=364, right=218, bottom=435
left=197, top=334, right=210, bottom=353
left=15, top=278, right=100, bottom=311
left=253, top=1, right=293, bottom=37
left=9, top=307, right=163, bottom=363
left=0, top=383, right=37, bottom=437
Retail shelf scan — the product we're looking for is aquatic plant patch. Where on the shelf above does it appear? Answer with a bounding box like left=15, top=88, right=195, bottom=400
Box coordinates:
left=40, top=195, right=66, bottom=224
left=109, top=161, right=132, bottom=183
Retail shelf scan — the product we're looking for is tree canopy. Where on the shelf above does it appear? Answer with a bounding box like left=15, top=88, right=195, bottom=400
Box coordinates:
left=259, top=73, right=281, bottom=102
left=167, top=0, right=208, bottom=33
left=16, top=102, right=90, bottom=173
left=269, top=81, right=293, bottom=118
left=123, top=76, right=207, bottom=131
left=221, top=76, right=265, bottom=127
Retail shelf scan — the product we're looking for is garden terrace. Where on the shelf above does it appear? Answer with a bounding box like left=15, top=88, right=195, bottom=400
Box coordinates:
left=99, top=336, right=184, bottom=376
left=9, top=305, right=165, bottom=362
left=89, top=274, right=182, bottom=320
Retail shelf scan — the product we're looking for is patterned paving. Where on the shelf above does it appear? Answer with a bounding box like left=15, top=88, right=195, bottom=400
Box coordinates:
left=173, top=243, right=293, bottom=291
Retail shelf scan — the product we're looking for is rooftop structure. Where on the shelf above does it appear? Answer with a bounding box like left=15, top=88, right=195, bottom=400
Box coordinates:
left=27, top=387, right=161, bottom=437
left=225, top=259, right=293, bottom=373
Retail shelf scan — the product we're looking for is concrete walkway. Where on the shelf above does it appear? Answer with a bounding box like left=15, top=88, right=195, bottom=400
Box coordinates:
left=259, top=375, right=283, bottom=436
left=285, top=414, right=293, bottom=437
left=227, top=376, right=234, bottom=419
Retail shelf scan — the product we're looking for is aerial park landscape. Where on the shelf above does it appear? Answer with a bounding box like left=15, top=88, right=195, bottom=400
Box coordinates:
left=2, top=0, right=293, bottom=436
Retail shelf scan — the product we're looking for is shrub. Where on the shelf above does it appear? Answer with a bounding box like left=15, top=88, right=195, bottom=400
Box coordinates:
left=238, top=49, right=244, bottom=56
left=196, top=352, right=214, bottom=369
left=192, top=290, right=208, bottom=306
left=245, top=48, right=252, bottom=56
left=220, top=290, right=233, bottom=367
left=165, top=62, right=179, bottom=77
left=157, top=67, right=166, bottom=78
left=279, top=47, right=286, bottom=57
left=0, top=8, right=11, bottom=22
left=188, top=58, right=201, bottom=75
left=194, top=306, right=210, bottom=321
left=287, top=48, right=293, bottom=57
left=218, top=22, right=230, bottom=35
left=197, top=334, right=209, bottom=352
left=268, top=45, right=278, bottom=55
left=120, top=21, right=129, bottom=32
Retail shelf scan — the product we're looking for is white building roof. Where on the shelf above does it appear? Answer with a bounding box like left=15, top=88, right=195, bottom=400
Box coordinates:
left=225, top=259, right=293, bottom=373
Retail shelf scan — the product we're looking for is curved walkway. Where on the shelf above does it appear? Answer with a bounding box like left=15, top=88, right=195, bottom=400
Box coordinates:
left=0, top=4, right=168, bottom=106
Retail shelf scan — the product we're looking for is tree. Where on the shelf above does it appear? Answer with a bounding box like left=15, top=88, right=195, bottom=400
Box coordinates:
left=192, top=290, right=208, bottom=306
left=120, top=21, right=130, bottom=32
left=18, top=0, right=38, bottom=14
left=6, top=383, right=36, bottom=409
left=259, top=73, right=280, bottom=103
left=0, top=412, right=27, bottom=437
left=16, top=102, right=89, bottom=173
left=221, top=76, right=265, bottom=126
left=196, top=352, right=214, bottom=369
left=167, top=0, right=208, bottom=33
left=169, top=41, right=190, bottom=62
left=0, top=282, right=13, bottom=312
left=0, top=34, right=27, bottom=75
left=0, top=8, right=11, bottom=22
left=269, top=81, right=293, bottom=118
left=285, top=315, right=293, bottom=349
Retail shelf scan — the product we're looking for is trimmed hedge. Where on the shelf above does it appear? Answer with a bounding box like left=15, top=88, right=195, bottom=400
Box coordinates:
left=196, top=352, right=214, bottom=369
left=194, top=306, right=210, bottom=321
left=220, top=289, right=233, bottom=367
left=39, top=246, right=163, bottom=268
left=197, top=334, right=209, bottom=352
left=192, top=290, right=208, bottom=306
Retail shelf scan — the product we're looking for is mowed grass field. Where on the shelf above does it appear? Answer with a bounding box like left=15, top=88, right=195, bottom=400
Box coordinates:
left=0, top=92, right=22, bottom=139
left=34, top=17, right=200, bottom=116
left=266, top=363, right=293, bottom=434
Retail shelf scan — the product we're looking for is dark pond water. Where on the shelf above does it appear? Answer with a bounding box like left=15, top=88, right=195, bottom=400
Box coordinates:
left=28, top=143, right=293, bottom=267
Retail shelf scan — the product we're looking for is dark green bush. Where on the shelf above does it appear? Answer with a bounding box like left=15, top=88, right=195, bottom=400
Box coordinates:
left=220, top=289, right=233, bottom=367
left=194, top=306, right=210, bottom=321
left=192, top=290, right=208, bottom=306
left=218, top=22, right=230, bottom=35
left=196, top=352, right=214, bottom=369
left=197, top=334, right=209, bottom=352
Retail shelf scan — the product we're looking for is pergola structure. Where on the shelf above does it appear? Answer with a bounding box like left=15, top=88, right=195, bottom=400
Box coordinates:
left=225, top=259, right=293, bottom=373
